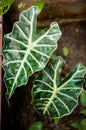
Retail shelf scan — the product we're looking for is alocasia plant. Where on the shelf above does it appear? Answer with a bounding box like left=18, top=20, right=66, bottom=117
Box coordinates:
left=2, top=4, right=86, bottom=118
left=32, top=57, right=86, bottom=118
left=2, top=6, right=62, bottom=101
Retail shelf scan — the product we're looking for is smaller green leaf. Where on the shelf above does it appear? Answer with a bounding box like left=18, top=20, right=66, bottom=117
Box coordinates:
left=32, top=56, right=86, bottom=118
left=31, top=0, right=45, bottom=13
left=71, top=122, right=79, bottom=129
left=28, top=121, right=43, bottom=130
left=62, top=47, right=69, bottom=57
left=80, top=119, right=86, bottom=130
left=80, top=109, right=86, bottom=115
left=0, top=0, right=14, bottom=15
left=51, top=54, right=57, bottom=60
left=53, top=117, right=60, bottom=125
left=80, top=90, right=86, bottom=107
left=71, top=119, right=86, bottom=130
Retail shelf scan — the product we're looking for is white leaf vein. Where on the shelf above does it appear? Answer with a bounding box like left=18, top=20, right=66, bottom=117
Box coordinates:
left=35, top=98, right=49, bottom=102
left=21, top=14, right=30, bottom=24
left=5, top=77, right=15, bottom=81
left=15, top=24, right=28, bottom=41
left=25, top=60, right=33, bottom=73
left=35, top=80, right=53, bottom=90
left=33, top=90, right=52, bottom=94
left=51, top=101, right=60, bottom=117
left=31, top=48, right=49, bottom=58
left=3, top=60, right=21, bottom=66
left=22, top=66, right=27, bottom=79
left=3, top=50, right=26, bottom=53
left=60, top=87, right=81, bottom=90
left=5, top=36, right=28, bottom=48
left=58, top=92, right=77, bottom=102
left=43, top=70, right=53, bottom=82
left=35, top=44, right=56, bottom=47
left=29, top=53, right=42, bottom=68
left=55, top=96, right=70, bottom=113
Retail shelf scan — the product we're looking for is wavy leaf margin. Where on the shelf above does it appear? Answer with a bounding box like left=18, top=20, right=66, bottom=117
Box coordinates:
left=32, top=57, right=86, bottom=118
left=2, top=6, right=62, bottom=101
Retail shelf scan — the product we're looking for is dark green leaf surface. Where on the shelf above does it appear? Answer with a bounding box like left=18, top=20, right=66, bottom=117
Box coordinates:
left=32, top=57, right=86, bottom=118
left=2, top=6, right=62, bottom=101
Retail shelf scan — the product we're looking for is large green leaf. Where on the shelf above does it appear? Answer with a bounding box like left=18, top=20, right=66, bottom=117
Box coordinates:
left=2, top=6, right=62, bottom=101
left=32, top=57, right=86, bottom=118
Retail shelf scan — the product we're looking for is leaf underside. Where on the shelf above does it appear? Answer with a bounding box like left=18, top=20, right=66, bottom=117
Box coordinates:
left=32, top=57, right=86, bottom=118
left=2, top=6, right=62, bottom=101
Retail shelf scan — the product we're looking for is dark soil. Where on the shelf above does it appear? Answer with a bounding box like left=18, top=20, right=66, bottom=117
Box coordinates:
left=8, top=22, right=86, bottom=130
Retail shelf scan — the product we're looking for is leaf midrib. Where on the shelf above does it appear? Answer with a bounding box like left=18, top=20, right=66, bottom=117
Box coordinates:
left=8, top=8, right=51, bottom=99
left=8, top=8, right=35, bottom=99
left=8, top=43, right=31, bottom=99
left=43, top=63, right=84, bottom=115
left=43, top=59, right=61, bottom=115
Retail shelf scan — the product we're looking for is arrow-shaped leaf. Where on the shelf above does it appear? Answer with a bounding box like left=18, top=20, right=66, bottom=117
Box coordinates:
left=2, top=6, right=62, bottom=101
left=32, top=57, right=86, bottom=118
